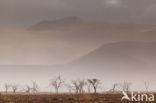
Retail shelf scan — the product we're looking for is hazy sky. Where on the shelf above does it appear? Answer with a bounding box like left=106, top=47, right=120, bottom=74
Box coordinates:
left=1, top=0, right=156, bottom=29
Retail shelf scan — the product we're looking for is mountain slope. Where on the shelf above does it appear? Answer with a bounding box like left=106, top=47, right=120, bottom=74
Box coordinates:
left=2, top=41, right=155, bottom=77
left=51, top=42, right=156, bottom=83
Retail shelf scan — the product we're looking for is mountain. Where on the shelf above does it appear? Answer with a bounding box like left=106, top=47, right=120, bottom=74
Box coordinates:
left=28, top=16, right=154, bottom=32
left=50, top=42, right=156, bottom=85
left=28, top=16, right=83, bottom=31
left=0, top=42, right=156, bottom=90
left=1, top=19, right=156, bottom=66
left=1, top=42, right=156, bottom=77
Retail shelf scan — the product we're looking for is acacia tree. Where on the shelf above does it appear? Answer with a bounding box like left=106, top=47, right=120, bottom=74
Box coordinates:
left=50, top=75, right=64, bottom=94
left=88, top=78, right=100, bottom=94
left=71, top=79, right=86, bottom=94
left=4, top=83, right=11, bottom=94
left=11, top=85, right=18, bottom=94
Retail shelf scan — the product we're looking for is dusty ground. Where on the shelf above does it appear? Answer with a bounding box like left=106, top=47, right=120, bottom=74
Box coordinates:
left=0, top=93, right=155, bottom=103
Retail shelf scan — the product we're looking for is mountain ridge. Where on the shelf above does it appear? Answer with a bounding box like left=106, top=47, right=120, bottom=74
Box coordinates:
left=28, top=16, right=83, bottom=31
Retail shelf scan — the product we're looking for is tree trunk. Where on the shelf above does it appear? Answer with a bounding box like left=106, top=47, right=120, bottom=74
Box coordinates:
left=94, top=87, right=96, bottom=94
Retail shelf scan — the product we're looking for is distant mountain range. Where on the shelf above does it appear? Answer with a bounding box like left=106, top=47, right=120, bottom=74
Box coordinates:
left=54, top=41, right=156, bottom=76
left=28, top=16, right=83, bottom=31
left=1, top=41, right=156, bottom=87
left=1, top=16, right=156, bottom=66
left=28, top=16, right=153, bottom=32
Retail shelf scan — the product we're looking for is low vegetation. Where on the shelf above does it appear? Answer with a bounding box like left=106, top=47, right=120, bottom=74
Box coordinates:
left=0, top=93, right=129, bottom=103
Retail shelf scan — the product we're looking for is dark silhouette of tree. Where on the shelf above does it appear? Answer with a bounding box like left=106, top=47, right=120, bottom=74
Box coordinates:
left=50, top=75, right=64, bottom=94
left=88, top=78, right=100, bottom=94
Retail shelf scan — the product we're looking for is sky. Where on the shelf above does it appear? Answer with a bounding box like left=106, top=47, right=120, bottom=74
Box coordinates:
left=1, top=0, right=156, bottom=29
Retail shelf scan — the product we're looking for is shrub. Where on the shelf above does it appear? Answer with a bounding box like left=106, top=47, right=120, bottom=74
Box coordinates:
left=81, top=94, right=92, bottom=101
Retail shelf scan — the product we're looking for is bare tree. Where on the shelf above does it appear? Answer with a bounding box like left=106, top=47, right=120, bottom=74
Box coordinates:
left=88, top=78, right=100, bottom=94
left=4, top=83, right=11, bottom=94
left=71, top=80, right=79, bottom=94
left=121, top=81, right=131, bottom=92
left=24, top=85, right=31, bottom=94
left=71, top=79, right=86, bottom=94
left=110, top=83, right=119, bottom=92
left=31, top=81, right=39, bottom=93
left=11, top=85, right=18, bottom=94
left=144, top=82, right=150, bottom=92
left=78, top=80, right=86, bottom=94
left=49, top=75, right=64, bottom=94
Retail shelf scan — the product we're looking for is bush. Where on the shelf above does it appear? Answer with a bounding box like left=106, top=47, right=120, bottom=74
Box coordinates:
left=81, top=94, right=92, bottom=101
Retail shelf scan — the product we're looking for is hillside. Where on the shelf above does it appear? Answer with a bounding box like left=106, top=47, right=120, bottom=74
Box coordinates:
left=51, top=42, right=156, bottom=86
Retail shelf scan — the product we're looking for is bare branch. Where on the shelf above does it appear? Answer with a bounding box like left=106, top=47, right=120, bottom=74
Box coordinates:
left=49, top=75, right=64, bottom=94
